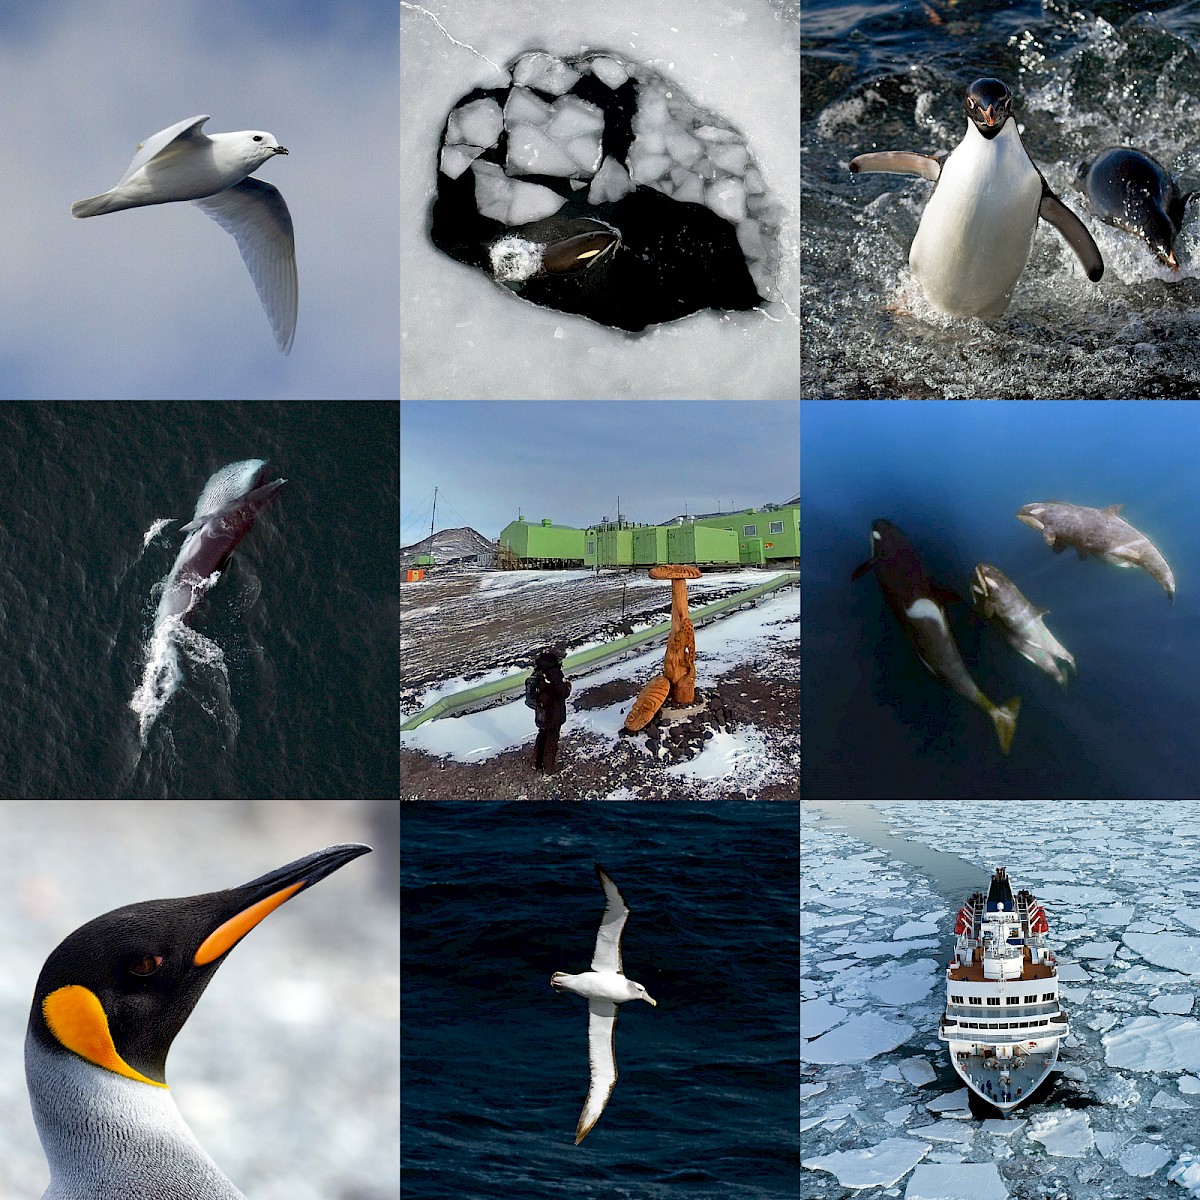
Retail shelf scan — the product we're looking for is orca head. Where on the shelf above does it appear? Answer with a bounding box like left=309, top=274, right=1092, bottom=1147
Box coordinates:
left=869, top=518, right=913, bottom=560
left=964, top=78, right=1013, bottom=141
left=1016, top=503, right=1045, bottom=531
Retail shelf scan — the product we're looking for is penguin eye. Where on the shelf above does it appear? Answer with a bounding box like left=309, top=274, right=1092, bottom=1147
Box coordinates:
left=129, top=955, right=164, bottom=977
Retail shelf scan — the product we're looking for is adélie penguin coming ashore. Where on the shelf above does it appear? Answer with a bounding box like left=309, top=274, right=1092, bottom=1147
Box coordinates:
left=852, top=519, right=1021, bottom=754
left=25, top=843, right=371, bottom=1200
left=850, top=77, right=1103, bottom=317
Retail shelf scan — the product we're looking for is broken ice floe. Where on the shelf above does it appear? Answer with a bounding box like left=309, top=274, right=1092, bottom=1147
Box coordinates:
left=430, top=48, right=783, bottom=330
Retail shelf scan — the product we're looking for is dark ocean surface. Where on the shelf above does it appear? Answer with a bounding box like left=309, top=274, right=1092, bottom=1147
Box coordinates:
left=400, top=801, right=799, bottom=1200
left=801, top=400, right=1200, bottom=798
left=0, top=402, right=399, bottom=799
left=803, top=0, right=1200, bottom=397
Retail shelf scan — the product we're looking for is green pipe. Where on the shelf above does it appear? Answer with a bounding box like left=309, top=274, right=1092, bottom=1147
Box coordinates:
left=401, top=571, right=797, bottom=731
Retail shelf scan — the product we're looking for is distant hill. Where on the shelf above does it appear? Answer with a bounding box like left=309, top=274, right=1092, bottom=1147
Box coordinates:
left=401, top=526, right=495, bottom=565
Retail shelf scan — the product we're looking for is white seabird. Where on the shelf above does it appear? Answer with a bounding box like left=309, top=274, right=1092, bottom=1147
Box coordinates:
left=551, top=864, right=657, bottom=1144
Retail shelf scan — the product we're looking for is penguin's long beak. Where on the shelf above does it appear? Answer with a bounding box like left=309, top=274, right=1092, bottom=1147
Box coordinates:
left=29, top=844, right=372, bottom=1089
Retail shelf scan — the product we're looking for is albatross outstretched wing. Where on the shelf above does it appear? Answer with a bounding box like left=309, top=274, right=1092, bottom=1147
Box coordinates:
left=576, top=999, right=618, bottom=1144
left=591, top=864, right=630, bottom=973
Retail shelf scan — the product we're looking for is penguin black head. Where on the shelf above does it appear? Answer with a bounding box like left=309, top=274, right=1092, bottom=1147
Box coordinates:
left=26, top=844, right=371, bottom=1088
left=964, top=78, right=1013, bottom=140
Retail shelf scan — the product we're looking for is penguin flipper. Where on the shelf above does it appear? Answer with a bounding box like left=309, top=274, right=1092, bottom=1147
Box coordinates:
left=849, top=152, right=942, bottom=182
left=1039, top=189, right=1104, bottom=282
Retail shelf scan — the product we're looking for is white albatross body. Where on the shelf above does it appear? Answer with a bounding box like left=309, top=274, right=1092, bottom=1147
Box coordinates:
left=551, top=864, right=656, bottom=1144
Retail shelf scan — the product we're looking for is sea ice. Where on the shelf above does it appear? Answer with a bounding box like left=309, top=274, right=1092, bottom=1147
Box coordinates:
left=1151, top=994, right=1195, bottom=1014
left=1104, top=1015, right=1200, bottom=1071
left=866, top=959, right=939, bottom=1006
left=904, top=1163, right=1008, bottom=1200
left=439, top=143, right=485, bottom=180
left=504, top=87, right=553, bottom=129
left=849, top=939, right=940, bottom=960
left=803, top=1137, right=931, bottom=1189
left=801, top=1012, right=916, bottom=1065
left=471, top=161, right=565, bottom=225
left=885, top=1103, right=914, bottom=1126
left=1180, top=1075, right=1200, bottom=1093
left=925, top=1088, right=971, bottom=1116
left=588, top=56, right=627, bottom=88
left=587, top=156, right=634, bottom=204
left=898, top=1056, right=937, bottom=1087
left=801, top=996, right=847, bottom=1039
left=1150, top=1089, right=1192, bottom=1109
left=1124, top=932, right=1200, bottom=974
left=894, top=919, right=942, bottom=940
left=511, top=51, right=580, bottom=95
left=907, top=1118, right=974, bottom=1144
left=1119, top=1141, right=1173, bottom=1176
left=800, top=1081, right=828, bottom=1100
left=546, top=95, right=604, bottom=140
left=1075, top=940, right=1119, bottom=959
left=1028, top=1110, right=1094, bottom=1157
left=706, top=178, right=747, bottom=222
left=1171, top=1151, right=1200, bottom=1197
left=446, top=97, right=503, bottom=149
left=505, top=124, right=579, bottom=177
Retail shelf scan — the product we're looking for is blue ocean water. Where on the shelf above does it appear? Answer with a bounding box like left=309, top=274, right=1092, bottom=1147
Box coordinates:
left=802, top=0, right=1200, bottom=397
left=400, top=801, right=799, bottom=1200
left=0, top=402, right=399, bottom=799
left=801, top=401, right=1200, bottom=798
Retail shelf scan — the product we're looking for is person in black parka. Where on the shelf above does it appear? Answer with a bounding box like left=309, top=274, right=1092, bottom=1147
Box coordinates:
left=528, top=647, right=572, bottom=773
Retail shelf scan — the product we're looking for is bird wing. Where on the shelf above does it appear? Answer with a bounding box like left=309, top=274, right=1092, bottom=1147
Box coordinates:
left=117, top=115, right=212, bottom=187
left=576, top=999, right=618, bottom=1144
left=590, top=864, right=629, bottom=974
left=193, top=178, right=298, bottom=353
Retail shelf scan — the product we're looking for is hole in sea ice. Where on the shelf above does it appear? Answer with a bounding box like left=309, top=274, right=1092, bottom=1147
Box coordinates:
left=430, top=49, right=784, bottom=332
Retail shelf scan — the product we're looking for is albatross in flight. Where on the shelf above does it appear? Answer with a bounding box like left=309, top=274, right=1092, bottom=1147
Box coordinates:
left=552, top=864, right=657, bottom=1144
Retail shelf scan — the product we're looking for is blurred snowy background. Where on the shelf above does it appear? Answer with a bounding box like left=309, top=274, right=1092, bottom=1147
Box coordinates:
left=0, top=800, right=399, bottom=1200
left=400, top=0, right=799, bottom=398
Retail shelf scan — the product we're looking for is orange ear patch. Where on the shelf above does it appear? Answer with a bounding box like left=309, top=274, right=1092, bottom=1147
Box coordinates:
left=42, top=986, right=167, bottom=1088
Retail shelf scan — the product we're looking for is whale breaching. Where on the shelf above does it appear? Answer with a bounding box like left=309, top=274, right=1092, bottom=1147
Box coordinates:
left=552, top=864, right=657, bottom=1144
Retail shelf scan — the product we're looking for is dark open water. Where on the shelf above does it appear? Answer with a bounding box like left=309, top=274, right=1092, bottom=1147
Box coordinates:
left=803, top=0, right=1200, bottom=397
left=801, top=400, right=1200, bottom=798
left=0, top=402, right=399, bottom=799
left=400, top=801, right=800, bottom=1200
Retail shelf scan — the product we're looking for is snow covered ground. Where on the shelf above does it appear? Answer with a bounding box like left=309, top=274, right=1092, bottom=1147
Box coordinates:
left=400, top=0, right=799, bottom=398
left=403, top=585, right=797, bottom=785
left=801, top=802, right=1200, bottom=1199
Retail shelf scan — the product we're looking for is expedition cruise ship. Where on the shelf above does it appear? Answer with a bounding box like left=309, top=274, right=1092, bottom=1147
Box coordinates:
left=938, top=866, right=1068, bottom=1113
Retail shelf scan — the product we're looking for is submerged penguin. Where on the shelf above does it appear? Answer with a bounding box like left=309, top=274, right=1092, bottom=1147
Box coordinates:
left=25, top=844, right=370, bottom=1199
left=850, top=77, right=1103, bottom=317
left=1080, top=146, right=1192, bottom=269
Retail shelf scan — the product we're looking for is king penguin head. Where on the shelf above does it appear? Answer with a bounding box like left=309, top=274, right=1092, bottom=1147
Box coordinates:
left=26, top=843, right=371, bottom=1090
left=964, top=77, right=1013, bottom=140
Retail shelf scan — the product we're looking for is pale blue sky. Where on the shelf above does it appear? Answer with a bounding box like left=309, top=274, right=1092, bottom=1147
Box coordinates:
left=401, top=400, right=799, bottom=540
left=0, top=0, right=397, bottom=398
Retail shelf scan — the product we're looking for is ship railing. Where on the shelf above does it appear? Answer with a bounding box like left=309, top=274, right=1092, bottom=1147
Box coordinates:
left=940, top=1023, right=1066, bottom=1044
left=946, top=1003, right=1060, bottom=1019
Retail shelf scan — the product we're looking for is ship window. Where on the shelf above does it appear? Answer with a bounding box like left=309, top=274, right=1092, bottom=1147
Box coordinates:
left=1042, top=992, right=1054, bottom=1001
left=986, top=997, right=1000, bottom=1006
left=950, top=995, right=963, bottom=1004
left=1005, top=996, right=1019, bottom=1004
left=1024, top=994, right=1037, bottom=1003
left=968, top=997, right=981, bottom=1004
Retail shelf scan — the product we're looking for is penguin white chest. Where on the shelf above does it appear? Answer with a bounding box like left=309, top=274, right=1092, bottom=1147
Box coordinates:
left=909, top=121, right=1043, bottom=317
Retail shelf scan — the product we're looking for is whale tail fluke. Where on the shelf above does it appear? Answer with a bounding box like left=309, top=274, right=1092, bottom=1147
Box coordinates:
left=990, top=696, right=1021, bottom=756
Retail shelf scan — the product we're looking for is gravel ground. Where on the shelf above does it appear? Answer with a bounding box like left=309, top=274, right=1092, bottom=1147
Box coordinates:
left=401, top=647, right=799, bottom=800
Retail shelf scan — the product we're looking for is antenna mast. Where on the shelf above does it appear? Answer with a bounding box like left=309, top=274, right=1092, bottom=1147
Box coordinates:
left=429, top=487, right=438, bottom=543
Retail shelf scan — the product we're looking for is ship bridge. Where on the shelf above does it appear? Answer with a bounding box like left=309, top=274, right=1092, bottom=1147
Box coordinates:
left=985, top=866, right=1015, bottom=914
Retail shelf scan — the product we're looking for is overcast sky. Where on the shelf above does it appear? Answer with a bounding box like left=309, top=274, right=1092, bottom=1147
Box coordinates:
left=0, top=1, right=396, bottom=398
left=401, top=401, right=799, bottom=541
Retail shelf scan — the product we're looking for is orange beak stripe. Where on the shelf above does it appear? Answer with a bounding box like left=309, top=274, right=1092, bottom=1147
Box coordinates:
left=194, top=881, right=306, bottom=966
left=43, top=985, right=168, bottom=1088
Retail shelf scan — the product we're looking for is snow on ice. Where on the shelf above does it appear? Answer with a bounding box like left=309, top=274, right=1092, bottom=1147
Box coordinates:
left=803, top=1137, right=931, bottom=1189
left=400, top=0, right=798, bottom=399
left=801, top=1011, right=916, bottom=1065
left=801, top=802, right=1200, bottom=1199
left=904, top=1163, right=1008, bottom=1200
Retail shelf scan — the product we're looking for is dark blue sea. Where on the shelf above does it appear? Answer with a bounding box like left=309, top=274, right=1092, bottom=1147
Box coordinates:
left=0, top=401, right=399, bottom=799
left=801, top=400, right=1200, bottom=798
left=400, top=801, right=799, bottom=1200
left=803, top=0, right=1200, bottom=397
